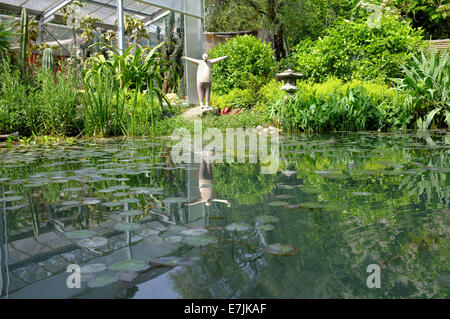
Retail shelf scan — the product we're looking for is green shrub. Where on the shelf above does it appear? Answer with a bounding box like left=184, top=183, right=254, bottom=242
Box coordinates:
left=293, top=15, right=425, bottom=82
left=208, top=35, right=276, bottom=95
left=211, top=88, right=257, bottom=110
left=256, top=79, right=287, bottom=112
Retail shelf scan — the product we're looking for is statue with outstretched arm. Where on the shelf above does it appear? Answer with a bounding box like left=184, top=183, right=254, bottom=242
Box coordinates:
left=182, top=53, right=228, bottom=109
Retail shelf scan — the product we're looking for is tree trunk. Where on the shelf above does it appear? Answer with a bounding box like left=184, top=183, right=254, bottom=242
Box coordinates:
left=267, top=0, right=285, bottom=60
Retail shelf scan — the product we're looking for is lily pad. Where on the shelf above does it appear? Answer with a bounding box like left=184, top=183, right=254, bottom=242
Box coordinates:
left=80, top=263, right=107, bottom=274
left=256, top=224, right=274, bottom=231
left=266, top=243, right=298, bottom=256
left=118, top=209, right=143, bottom=217
left=225, top=223, right=250, bottom=232
left=87, top=274, right=118, bottom=288
left=255, top=215, right=279, bottom=224
left=139, top=228, right=161, bottom=237
left=114, top=271, right=138, bottom=282
left=0, top=195, right=24, bottom=203
left=64, top=230, right=97, bottom=239
left=298, top=202, right=322, bottom=209
left=82, top=199, right=101, bottom=205
left=162, top=197, right=186, bottom=204
left=102, top=201, right=125, bottom=208
left=148, top=257, right=195, bottom=267
left=180, top=228, right=209, bottom=236
left=166, top=236, right=183, bottom=243
left=113, top=222, right=141, bottom=232
left=147, top=236, right=165, bottom=245
left=77, top=237, right=108, bottom=249
left=108, top=259, right=148, bottom=272
left=268, top=201, right=289, bottom=207
left=183, top=236, right=218, bottom=247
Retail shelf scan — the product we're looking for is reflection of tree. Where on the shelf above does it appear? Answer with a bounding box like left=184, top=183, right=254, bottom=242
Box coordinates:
left=213, top=163, right=277, bottom=206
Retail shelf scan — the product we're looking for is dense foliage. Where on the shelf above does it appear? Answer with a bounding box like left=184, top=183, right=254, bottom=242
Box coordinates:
left=293, top=15, right=425, bottom=82
left=208, top=35, right=276, bottom=95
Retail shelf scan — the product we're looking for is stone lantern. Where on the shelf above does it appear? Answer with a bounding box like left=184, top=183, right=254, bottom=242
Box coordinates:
left=276, top=69, right=304, bottom=97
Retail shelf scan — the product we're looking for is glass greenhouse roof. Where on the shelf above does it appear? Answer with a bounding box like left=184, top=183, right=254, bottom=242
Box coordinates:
left=0, top=1, right=203, bottom=27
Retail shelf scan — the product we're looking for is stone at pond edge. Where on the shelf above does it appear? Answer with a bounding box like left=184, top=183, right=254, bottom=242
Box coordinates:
left=181, top=106, right=219, bottom=121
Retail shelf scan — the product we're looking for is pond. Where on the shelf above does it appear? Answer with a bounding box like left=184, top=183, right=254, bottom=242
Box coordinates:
left=0, top=131, right=449, bottom=299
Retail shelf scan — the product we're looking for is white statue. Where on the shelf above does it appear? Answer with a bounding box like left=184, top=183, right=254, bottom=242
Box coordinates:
left=182, top=53, right=228, bottom=109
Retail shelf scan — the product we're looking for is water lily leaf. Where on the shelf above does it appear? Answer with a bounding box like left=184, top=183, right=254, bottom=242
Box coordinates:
left=268, top=201, right=289, bottom=207
left=118, top=198, right=139, bottom=204
left=113, top=222, right=141, bottom=232
left=162, top=197, right=186, bottom=204
left=0, top=195, right=24, bottom=202
left=77, top=237, right=108, bottom=248
left=83, top=199, right=101, bottom=205
left=256, top=224, right=274, bottom=231
left=61, top=200, right=81, bottom=206
left=119, top=209, right=143, bottom=217
left=5, top=203, right=29, bottom=211
left=102, top=201, right=125, bottom=208
left=148, top=257, right=195, bottom=267
left=64, top=230, right=97, bottom=239
left=87, top=274, right=118, bottom=288
left=183, top=236, right=218, bottom=246
left=139, top=228, right=160, bottom=237
left=266, top=243, right=298, bottom=256
left=167, top=236, right=183, bottom=243
left=81, top=263, right=107, bottom=274
left=255, top=215, right=279, bottom=224
left=298, top=202, right=322, bottom=209
left=114, top=271, right=138, bottom=282
left=274, top=195, right=294, bottom=199
left=147, top=236, right=165, bottom=245
left=225, top=223, right=250, bottom=232
left=108, top=259, right=148, bottom=272
left=180, top=228, right=209, bottom=236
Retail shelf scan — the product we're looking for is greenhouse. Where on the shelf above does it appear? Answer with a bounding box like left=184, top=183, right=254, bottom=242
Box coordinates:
left=0, top=0, right=448, bottom=302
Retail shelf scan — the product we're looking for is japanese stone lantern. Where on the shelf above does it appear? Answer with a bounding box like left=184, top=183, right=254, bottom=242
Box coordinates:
left=276, top=69, right=304, bottom=97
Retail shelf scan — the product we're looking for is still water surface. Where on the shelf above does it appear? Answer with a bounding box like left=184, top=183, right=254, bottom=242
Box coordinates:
left=0, top=131, right=448, bottom=298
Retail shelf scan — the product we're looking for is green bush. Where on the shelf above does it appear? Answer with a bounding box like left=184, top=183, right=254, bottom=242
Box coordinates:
left=211, top=88, right=257, bottom=110
left=208, top=35, right=276, bottom=95
left=293, top=15, right=425, bottom=82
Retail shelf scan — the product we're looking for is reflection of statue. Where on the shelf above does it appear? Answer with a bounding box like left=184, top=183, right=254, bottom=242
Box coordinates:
left=188, top=157, right=230, bottom=208
left=182, top=53, right=228, bottom=109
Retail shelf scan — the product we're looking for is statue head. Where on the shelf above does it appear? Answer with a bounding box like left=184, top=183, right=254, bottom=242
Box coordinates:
left=202, top=53, right=209, bottom=60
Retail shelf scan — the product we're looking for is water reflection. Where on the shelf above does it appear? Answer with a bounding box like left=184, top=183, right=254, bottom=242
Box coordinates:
left=0, top=132, right=448, bottom=298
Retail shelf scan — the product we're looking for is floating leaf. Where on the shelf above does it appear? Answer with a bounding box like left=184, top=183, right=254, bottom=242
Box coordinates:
left=139, top=228, right=160, bottom=237
left=82, top=199, right=101, bottom=205
left=102, top=201, right=124, bottom=208
left=298, top=202, right=322, bottom=209
left=225, top=223, right=250, bottom=232
left=81, top=263, right=107, bottom=274
left=87, top=274, right=118, bottom=288
left=181, top=228, right=208, bottom=236
left=64, top=230, right=97, bottom=239
left=113, top=222, right=141, bottom=232
left=268, top=201, right=289, bottom=207
left=255, top=215, right=279, bottom=224
left=119, top=209, right=143, bottom=217
left=147, top=236, right=165, bottom=245
left=266, top=243, right=298, bottom=256
left=256, top=224, right=274, bottom=231
left=167, top=236, right=183, bottom=243
left=0, top=195, right=24, bottom=203
left=148, top=257, right=195, bottom=267
left=162, top=197, right=186, bottom=204
left=77, top=237, right=108, bottom=249
left=183, top=236, right=218, bottom=246
left=274, top=195, right=294, bottom=199
left=114, top=271, right=138, bottom=282
left=108, top=259, right=148, bottom=272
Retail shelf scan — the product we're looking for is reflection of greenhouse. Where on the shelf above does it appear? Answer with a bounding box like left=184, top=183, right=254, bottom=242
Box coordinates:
left=0, top=159, right=209, bottom=298
left=0, top=0, right=204, bottom=103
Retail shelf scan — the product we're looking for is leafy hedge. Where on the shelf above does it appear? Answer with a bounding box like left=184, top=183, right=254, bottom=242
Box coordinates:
left=293, top=15, right=425, bottom=82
